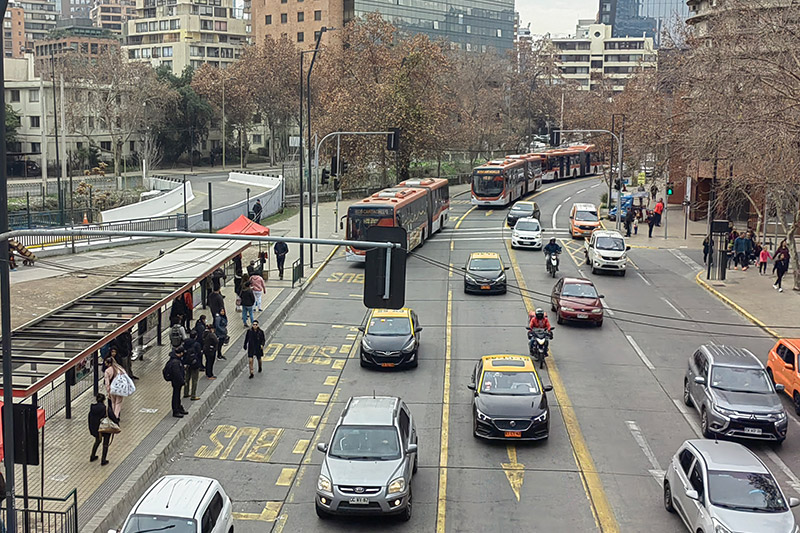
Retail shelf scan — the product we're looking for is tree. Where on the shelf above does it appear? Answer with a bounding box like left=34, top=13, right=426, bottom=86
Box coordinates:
left=5, top=104, right=19, bottom=149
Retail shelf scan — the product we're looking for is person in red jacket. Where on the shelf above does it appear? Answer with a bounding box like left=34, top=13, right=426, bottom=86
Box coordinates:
left=528, top=308, right=552, bottom=332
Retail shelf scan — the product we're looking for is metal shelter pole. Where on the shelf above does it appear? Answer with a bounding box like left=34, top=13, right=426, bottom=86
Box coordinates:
left=298, top=50, right=305, bottom=274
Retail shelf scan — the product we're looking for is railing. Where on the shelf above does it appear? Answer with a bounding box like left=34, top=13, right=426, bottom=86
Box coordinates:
left=0, top=489, right=79, bottom=533
left=8, top=208, right=100, bottom=230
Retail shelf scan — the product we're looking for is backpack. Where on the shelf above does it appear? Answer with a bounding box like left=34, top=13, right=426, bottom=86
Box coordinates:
left=162, top=360, right=172, bottom=382
left=169, top=325, right=183, bottom=347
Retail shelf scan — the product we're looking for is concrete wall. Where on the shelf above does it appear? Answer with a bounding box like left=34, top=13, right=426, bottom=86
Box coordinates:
left=227, top=171, right=283, bottom=190
left=101, top=181, right=194, bottom=222
left=185, top=183, right=282, bottom=232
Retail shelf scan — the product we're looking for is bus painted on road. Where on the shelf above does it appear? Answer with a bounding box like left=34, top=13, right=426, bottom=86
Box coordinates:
left=397, top=178, right=451, bottom=233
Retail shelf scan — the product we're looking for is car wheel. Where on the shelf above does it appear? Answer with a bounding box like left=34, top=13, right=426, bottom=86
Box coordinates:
left=399, top=489, right=412, bottom=522
left=315, top=503, right=330, bottom=520
left=620, top=270, right=626, bottom=277
left=551, top=302, right=556, bottom=312
left=767, top=368, right=775, bottom=385
left=663, top=480, right=676, bottom=513
left=585, top=254, right=590, bottom=265
left=794, top=392, right=800, bottom=416
left=413, top=454, right=418, bottom=474
left=683, top=379, right=693, bottom=407
left=591, top=266, right=597, bottom=275
left=701, top=409, right=713, bottom=438
left=596, top=320, right=603, bottom=328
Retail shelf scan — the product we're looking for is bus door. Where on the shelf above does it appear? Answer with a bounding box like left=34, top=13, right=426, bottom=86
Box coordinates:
left=560, top=156, right=567, bottom=179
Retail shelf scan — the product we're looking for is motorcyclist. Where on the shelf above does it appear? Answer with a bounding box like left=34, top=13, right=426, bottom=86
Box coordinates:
left=528, top=308, right=552, bottom=333
left=543, top=238, right=562, bottom=269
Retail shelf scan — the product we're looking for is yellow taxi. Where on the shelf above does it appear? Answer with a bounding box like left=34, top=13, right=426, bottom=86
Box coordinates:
left=464, top=252, right=508, bottom=294
left=467, top=355, right=552, bottom=440
left=358, top=308, right=422, bottom=369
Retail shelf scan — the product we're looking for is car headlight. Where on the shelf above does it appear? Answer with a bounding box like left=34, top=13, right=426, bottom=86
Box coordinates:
left=512, top=231, right=519, bottom=239
left=465, top=274, right=477, bottom=283
left=774, top=411, right=787, bottom=421
left=712, top=518, right=732, bottom=533
left=533, top=411, right=548, bottom=423
left=402, top=338, right=416, bottom=353
left=361, top=337, right=373, bottom=352
left=475, top=407, right=492, bottom=422
left=497, top=272, right=506, bottom=282
left=317, top=475, right=332, bottom=493
left=591, top=308, right=603, bottom=314
left=387, top=477, right=406, bottom=495
left=713, top=404, right=736, bottom=418
left=561, top=307, right=575, bottom=312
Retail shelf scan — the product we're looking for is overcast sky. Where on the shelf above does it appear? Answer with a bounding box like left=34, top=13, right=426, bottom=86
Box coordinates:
left=517, top=0, right=599, bottom=36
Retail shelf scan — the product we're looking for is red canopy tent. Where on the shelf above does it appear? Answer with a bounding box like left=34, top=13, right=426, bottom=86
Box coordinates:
left=217, top=215, right=270, bottom=236
left=0, top=401, right=45, bottom=460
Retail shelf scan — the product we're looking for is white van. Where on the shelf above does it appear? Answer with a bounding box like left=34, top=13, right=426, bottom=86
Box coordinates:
left=584, top=230, right=630, bottom=276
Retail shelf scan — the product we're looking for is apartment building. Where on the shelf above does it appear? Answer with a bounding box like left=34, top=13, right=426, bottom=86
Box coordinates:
left=123, top=0, right=247, bottom=73
left=552, top=23, right=656, bottom=91
left=33, top=24, right=119, bottom=76
left=90, top=0, right=137, bottom=33
left=16, top=0, right=58, bottom=51
left=4, top=5, right=27, bottom=58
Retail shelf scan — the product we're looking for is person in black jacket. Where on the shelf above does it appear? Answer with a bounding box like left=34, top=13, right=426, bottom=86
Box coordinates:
left=243, top=320, right=266, bottom=378
left=166, top=347, right=188, bottom=418
left=183, top=331, right=202, bottom=400
left=208, top=289, right=225, bottom=318
left=202, top=323, right=219, bottom=379
left=274, top=241, right=289, bottom=280
left=193, top=314, right=208, bottom=340
left=240, top=282, right=256, bottom=327
left=211, top=267, right=226, bottom=291
left=89, top=393, right=118, bottom=465
left=113, top=329, right=138, bottom=380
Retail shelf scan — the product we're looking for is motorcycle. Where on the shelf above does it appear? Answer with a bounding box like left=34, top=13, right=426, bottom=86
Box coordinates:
left=527, top=327, right=554, bottom=369
left=546, top=251, right=560, bottom=278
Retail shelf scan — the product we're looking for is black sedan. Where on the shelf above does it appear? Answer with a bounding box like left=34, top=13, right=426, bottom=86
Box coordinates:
left=358, top=308, right=422, bottom=369
left=464, top=252, right=508, bottom=294
left=506, top=201, right=541, bottom=227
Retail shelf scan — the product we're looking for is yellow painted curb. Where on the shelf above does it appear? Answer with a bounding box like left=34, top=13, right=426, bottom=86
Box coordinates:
left=694, top=270, right=780, bottom=339
left=305, top=245, right=340, bottom=286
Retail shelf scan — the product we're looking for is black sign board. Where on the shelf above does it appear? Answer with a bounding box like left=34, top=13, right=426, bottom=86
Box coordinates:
left=364, top=227, right=407, bottom=309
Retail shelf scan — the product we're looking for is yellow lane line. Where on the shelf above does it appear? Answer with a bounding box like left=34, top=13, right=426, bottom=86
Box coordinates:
left=695, top=270, right=779, bottom=338
left=314, top=393, right=330, bottom=405
left=305, top=246, right=340, bottom=285
left=436, top=289, right=453, bottom=533
left=455, top=206, right=476, bottom=230
left=284, top=322, right=307, bottom=327
left=323, top=375, right=338, bottom=386
left=485, top=210, right=494, bottom=217
left=276, top=467, right=297, bottom=486
left=305, top=415, right=320, bottom=429
left=292, top=439, right=310, bottom=454
left=506, top=239, right=619, bottom=533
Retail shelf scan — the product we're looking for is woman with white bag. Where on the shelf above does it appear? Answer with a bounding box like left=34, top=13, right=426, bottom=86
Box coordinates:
left=104, top=351, right=135, bottom=418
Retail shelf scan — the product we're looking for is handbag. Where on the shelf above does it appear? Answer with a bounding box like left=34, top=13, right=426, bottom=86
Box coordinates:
left=110, top=371, right=136, bottom=397
left=99, top=408, right=121, bottom=434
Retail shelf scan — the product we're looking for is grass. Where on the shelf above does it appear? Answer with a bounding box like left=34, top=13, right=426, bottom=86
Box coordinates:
left=262, top=206, right=299, bottom=226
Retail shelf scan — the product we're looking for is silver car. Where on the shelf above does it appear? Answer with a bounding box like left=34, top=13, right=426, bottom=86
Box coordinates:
left=664, top=439, right=799, bottom=532
left=315, top=396, right=418, bottom=521
left=684, top=345, right=788, bottom=443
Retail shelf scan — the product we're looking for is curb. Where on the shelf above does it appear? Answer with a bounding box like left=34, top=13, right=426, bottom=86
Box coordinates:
left=82, top=245, right=341, bottom=533
left=694, top=270, right=780, bottom=339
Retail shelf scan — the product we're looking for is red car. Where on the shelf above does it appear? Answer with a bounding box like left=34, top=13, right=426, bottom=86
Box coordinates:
left=550, top=277, right=604, bottom=327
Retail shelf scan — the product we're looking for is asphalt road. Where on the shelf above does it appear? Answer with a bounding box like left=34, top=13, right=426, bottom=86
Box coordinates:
left=164, top=177, right=800, bottom=532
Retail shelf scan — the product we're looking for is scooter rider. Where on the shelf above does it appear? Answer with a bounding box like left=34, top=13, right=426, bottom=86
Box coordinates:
left=543, top=238, right=562, bottom=269
left=528, top=308, right=552, bottom=333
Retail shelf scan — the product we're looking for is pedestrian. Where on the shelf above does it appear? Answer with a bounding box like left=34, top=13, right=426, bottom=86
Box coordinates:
left=169, top=295, right=187, bottom=327
left=202, top=323, right=218, bottom=379
left=103, top=354, right=126, bottom=418
left=243, top=320, right=266, bottom=378
left=183, top=331, right=202, bottom=401
left=88, top=393, right=119, bottom=466
left=703, top=236, right=712, bottom=265
left=759, top=246, right=772, bottom=275
left=633, top=217, right=638, bottom=235
left=211, top=267, right=226, bottom=291
left=240, top=281, right=256, bottom=326
left=169, top=318, right=188, bottom=349
left=234, top=268, right=243, bottom=299
left=252, top=199, right=263, bottom=223
left=249, top=270, right=265, bottom=311
left=114, top=328, right=138, bottom=380
left=182, top=290, right=194, bottom=331
left=194, top=314, right=207, bottom=339
left=647, top=210, right=656, bottom=238
left=650, top=183, right=658, bottom=202
left=214, top=308, right=229, bottom=360
left=774, top=240, right=790, bottom=293
left=164, top=346, right=188, bottom=418
left=274, top=241, right=289, bottom=280
left=624, top=207, right=634, bottom=237
left=732, top=232, right=752, bottom=271
left=8, top=242, right=17, bottom=271
left=653, top=198, right=664, bottom=227
left=208, top=288, right=225, bottom=318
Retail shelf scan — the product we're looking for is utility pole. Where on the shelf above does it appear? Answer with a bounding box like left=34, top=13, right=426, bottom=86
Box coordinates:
left=39, top=77, right=48, bottom=195
left=50, top=51, right=62, bottom=224
left=60, top=74, right=68, bottom=222
left=306, top=27, right=327, bottom=269
left=222, top=78, right=226, bottom=170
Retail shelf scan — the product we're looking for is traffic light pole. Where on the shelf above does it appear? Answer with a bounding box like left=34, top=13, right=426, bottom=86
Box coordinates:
left=335, top=135, right=341, bottom=234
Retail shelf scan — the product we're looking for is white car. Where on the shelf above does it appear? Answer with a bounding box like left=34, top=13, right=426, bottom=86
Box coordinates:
left=111, top=475, right=234, bottom=533
left=584, top=229, right=629, bottom=275
left=664, top=439, right=799, bottom=533
left=510, top=217, right=543, bottom=249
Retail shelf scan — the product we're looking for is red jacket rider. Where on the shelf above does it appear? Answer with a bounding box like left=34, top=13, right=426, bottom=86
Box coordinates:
left=528, top=310, right=552, bottom=332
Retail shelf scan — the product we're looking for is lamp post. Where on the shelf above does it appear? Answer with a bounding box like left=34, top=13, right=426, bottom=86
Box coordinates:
left=49, top=48, right=63, bottom=224
left=246, top=187, right=251, bottom=218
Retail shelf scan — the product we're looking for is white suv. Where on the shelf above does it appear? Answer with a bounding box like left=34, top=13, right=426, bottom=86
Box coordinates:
left=112, top=475, right=233, bottom=533
left=584, top=229, right=629, bottom=276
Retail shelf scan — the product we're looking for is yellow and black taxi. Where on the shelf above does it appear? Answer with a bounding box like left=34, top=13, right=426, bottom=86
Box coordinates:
left=358, top=308, right=422, bottom=369
left=467, top=355, right=552, bottom=440
left=464, top=252, right=508, bottom=294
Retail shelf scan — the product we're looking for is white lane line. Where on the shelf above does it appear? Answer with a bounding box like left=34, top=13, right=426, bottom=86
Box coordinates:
left=765, top=449, right=800, bottom=495
left=576, top=188, right=586, bottom=194
left=672, top=399, right=702, bottom=437
left=563, top=196, right=572, bottom=203
left=669, top=249, right=701, bottom=270
left=626, top=420, right=665, bottom=486
left=636, top=271, right=651, bottom=286
left=552, top=204, right=561, bottom=230
left=626, top=335, right=655, bottom=371
left=601, top=300, right=615, bottom=317
left=661, top=297, right=686, bottom=319
left=591, top=183, right=602, bottom=189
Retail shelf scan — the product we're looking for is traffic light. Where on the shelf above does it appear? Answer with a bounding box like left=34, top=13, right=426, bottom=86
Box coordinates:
left=387, top=128, right=401, bottom=151
left=331, top=156, right=339, bottom=177
left=333, top=178, right=340, bottom=191
left=667, top=182, right=674, bottom=196
left=341, top=161, right=349, bottom=174
left=321, top=168, right=330, bottom=185
left=549, top=129, right=560, bottom=147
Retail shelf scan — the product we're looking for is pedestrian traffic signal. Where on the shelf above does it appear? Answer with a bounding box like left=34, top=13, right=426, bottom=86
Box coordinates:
left=330, top=156, right=339, bottom=177
left=321, top=168, right=330, bottom=185
left=549, top=129, right=560, bottom=147
left=667, top=182, right=674, bottom=196
left=387, top=128, right=401, bottom=151
left=341, top=161, right=349, bottom=174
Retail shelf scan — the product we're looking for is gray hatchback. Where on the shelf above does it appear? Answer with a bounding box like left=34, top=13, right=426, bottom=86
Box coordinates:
left=684, top=345, right=788, bottom=443
left=315, top=396, right=418, bottom=521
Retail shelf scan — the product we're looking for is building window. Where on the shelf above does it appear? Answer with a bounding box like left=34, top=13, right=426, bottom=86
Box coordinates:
left=31, top=142, right=40, bottom=153
left=28, top=89, right=39, bottom=102
left=30, top=116, right=40, bottom=127
left=265, top=14, right=271, bottom=24
left=162, top=46, right=173, bottom=57
left=432, top=20, right=439, bottom=30
left=297, top=31, right=304, bottom=42
left=9, top=89, right=19, bottom=102
left=76, top=142, right=83, bottom=149
left=130, top=140, right=135, bottom=151
left=314, top=30, right=321, bottom=41
left=88, top=116, right=94, bottom=128
left=280, top=0, right=286, bottom=3
left=314, top=10, right=321, bottom=21
left=214, top=21, right=227, bottom=31
left=169, top=18, right=180, bottom=29
left=280, top=13, right=287, bottom=23
left=101, top=141, right=111, bottom=151
left=253, top=134, right=262, bottom=144
left=297, top=11, right=303, bottom=21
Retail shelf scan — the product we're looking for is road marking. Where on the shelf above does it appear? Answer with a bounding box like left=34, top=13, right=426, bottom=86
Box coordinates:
left=626, top=420, right=665, bottom=486
left=292, top=439, right=310, bottom=454
left=591, top=183, right=601, bottom=189
left=455, top=206, right=476, bottom=229
left=331, top=324, right=346, bottom=329
left=765, top=449, right=800, bottom=494
left=232, top=501, right=282, bottom=522
left=326, top=272, right=364, bottom=283
left=670, top=248, right=701, bottom=270
left=348, top=293, right=361, bottom=298
left=576, top=188, right=586, bottom=194
left=436, top=289, right=453, bottom=533
left=314, top=393, right=330, bottom=405
left=695, top=271, right=780, bottom=338
left=276, top=467, right=297, bottom=486
left=195, top=426, right=283, bottom=462
left=636, top=271, right=651, bottom=286
left=308, top=291, right=329, bottom=296
left=501, top=445, right=525, bottom=502
left=332, top=359, right=345, bottom=370
left=563, top=196, right=572, bottom=203
left=305, top=415, right=320, bottom=429
left=552, top=205, right=561, bottom=230
left=485, top=210, right=494, bottom=217
left=602, top=300, right=614, bottom=317
left=449, top=262, right=454, bottom=278
left=345, top=333, right=357, bottom=340
left=625, top=335, right=655, bottom=371
left=323, top=375, right=338, bottom=386
left=661, top=297, right=686, bottom=318
left=284, top=322, right=306, bottom=327
left=450, top=241, right=454, bottom=251
left=506, top=241, right=619, bottom=532
left=672, top=398, right=701, bottom=437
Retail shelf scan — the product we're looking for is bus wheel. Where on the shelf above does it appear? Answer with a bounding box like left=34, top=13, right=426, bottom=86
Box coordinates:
left=439, top=215, right=445, bottom=232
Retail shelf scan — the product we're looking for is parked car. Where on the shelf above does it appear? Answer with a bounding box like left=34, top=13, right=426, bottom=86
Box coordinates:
left=664, top=439, right=799, bottom=533
left=766, top=338, right=800, bottom=413
left=584, top=229, right=630, bottom=275
left=358, top=308, right=422, bottom=369
left=550, top=277, right=604, bottom=327
left=315, top=396, right=417, bottom=521
left=684, top=344, right=788, bottom=443
left=111, top=475, right=233, bottom=533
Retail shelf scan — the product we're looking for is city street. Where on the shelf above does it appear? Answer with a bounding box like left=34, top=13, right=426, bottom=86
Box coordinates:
left=163, top=177, right=800, bottom=532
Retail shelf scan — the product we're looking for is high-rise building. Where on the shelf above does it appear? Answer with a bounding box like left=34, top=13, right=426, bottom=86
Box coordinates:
left=61, top=0, right=92, bottom=19
left=90, top=0, right=137, bottom=34
left=17, top=0, right=58, bottom=51
left=598, top=0, right=689, bottom=46
left=123, top=0, right=247, bottom=74
left=33, top=23, right=120, bottom=77
left=252, top=0, right=515, bottom=53
left=4, top=4, right=27, bottom=58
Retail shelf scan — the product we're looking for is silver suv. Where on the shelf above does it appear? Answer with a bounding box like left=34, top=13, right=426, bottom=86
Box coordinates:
left=684, top=345, right=788, bottom=443
left=315, top=396, right=418, bottom=521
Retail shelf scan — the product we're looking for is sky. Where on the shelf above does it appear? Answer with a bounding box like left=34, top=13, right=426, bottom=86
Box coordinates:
left=516, top=0, right=599, bottom=37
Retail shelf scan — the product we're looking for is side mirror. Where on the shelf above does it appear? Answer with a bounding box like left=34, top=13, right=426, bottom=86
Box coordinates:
left=626, top=246, right=631, bottom=251
left=406, top=443, right=418, bottom=455
left=785, top=363, right=794, bottom=370
left=789, top=497, right=800, bottom=508
left=467, top=383, right=476, bottom=391
left=317, top=442, right=328, bottom=453
left=504, top=266, right=510, bottom=271
left=415, top=327, right=423, bottom=333
left=357, top=326, right=365, bottom=333
left=598, top=294, right=605, bottom=299
left=685, top=489, right=700, bottom=501
left=569, top=215, right=573, bottom=219
left=694, top=376, right=706, bottom=386
left=775, top=384, right=785, bottom=392
left=543, top=385, right=553, bottom=392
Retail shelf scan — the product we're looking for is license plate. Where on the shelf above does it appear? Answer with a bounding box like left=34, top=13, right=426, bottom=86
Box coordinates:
left=577, top=313, right=588, bottom=319
left=481, top=285, right=491, bottom=290
left=349, top=497, right=369, bottom=505
left=744, top=427, right=762, bottom=435
left=381, top=363, right=395, bottom=368
left=504, top=431, right=522, bottom=438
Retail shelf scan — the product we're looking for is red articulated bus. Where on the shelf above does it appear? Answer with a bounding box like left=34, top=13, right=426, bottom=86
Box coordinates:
left=396, top=178, right=451, bottom=233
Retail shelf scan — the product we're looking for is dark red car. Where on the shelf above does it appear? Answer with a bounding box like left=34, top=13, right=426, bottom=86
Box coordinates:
left=550, top=277, right=604, bottom=327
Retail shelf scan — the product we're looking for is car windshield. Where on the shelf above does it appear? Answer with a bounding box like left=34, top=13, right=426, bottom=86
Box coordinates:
left=329, top=425, right=401, bottom=460
left=510, top=204, right=534, bottom=215
left=515, top=219, right=540, bottom=231
left=708, top=470, right=788, bottom=513
left=596, top=237, right=625, bottom=251
left=561, top=283, right=598, bottom=299
left=575, top=210, right=599, bottom=222
left=368, top=316, right=411, bottom=336
left=710, top=366, right=773, bottom=393
left=481, top=371, right=540, bottom=395
left=469, top=258, right=502, bottom=271
left=121, top=515, right=196, bottom=533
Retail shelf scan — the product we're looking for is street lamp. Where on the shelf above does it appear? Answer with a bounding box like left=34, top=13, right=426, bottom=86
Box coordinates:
left=246, top=187, right=250, bottom=218
left=48, top=46, right=63, bottom=224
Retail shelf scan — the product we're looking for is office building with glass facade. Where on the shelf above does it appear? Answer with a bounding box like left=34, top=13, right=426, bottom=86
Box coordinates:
left=598, top=0, right=689, bottom=46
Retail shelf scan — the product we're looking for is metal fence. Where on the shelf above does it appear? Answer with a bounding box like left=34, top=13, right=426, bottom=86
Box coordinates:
left=7, top=175, right=143, bottom=199
left=0, top=489, right=79, bottom=533
left=8, top=208, right=101, bottom=230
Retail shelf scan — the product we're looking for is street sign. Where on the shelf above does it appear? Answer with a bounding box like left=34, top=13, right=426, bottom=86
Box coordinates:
left=364, top=227, right=407, bottom=309
left=289, top=136, right=300, bottom=148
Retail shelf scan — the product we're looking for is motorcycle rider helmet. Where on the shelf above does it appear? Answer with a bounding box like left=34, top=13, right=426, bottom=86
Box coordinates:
left=549, top=238, right=557, bottom=245
left=535, top=308, right=544, bottom=320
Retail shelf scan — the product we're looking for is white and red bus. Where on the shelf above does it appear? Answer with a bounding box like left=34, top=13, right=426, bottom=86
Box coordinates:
left=345, top=187, right=431, bottom=263
left=507, top=153, right=543, bottom=194
left=541, top=144, right=601, bottom=182
left=397, top=178, right=450, bottom=233
left=471, top=158, right=529, bottom=206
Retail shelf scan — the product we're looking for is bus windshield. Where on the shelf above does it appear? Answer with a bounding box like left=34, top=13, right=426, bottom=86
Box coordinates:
left=347, top=206, right=395, bottom=248
left=473, top=171, right=505, bottom=197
